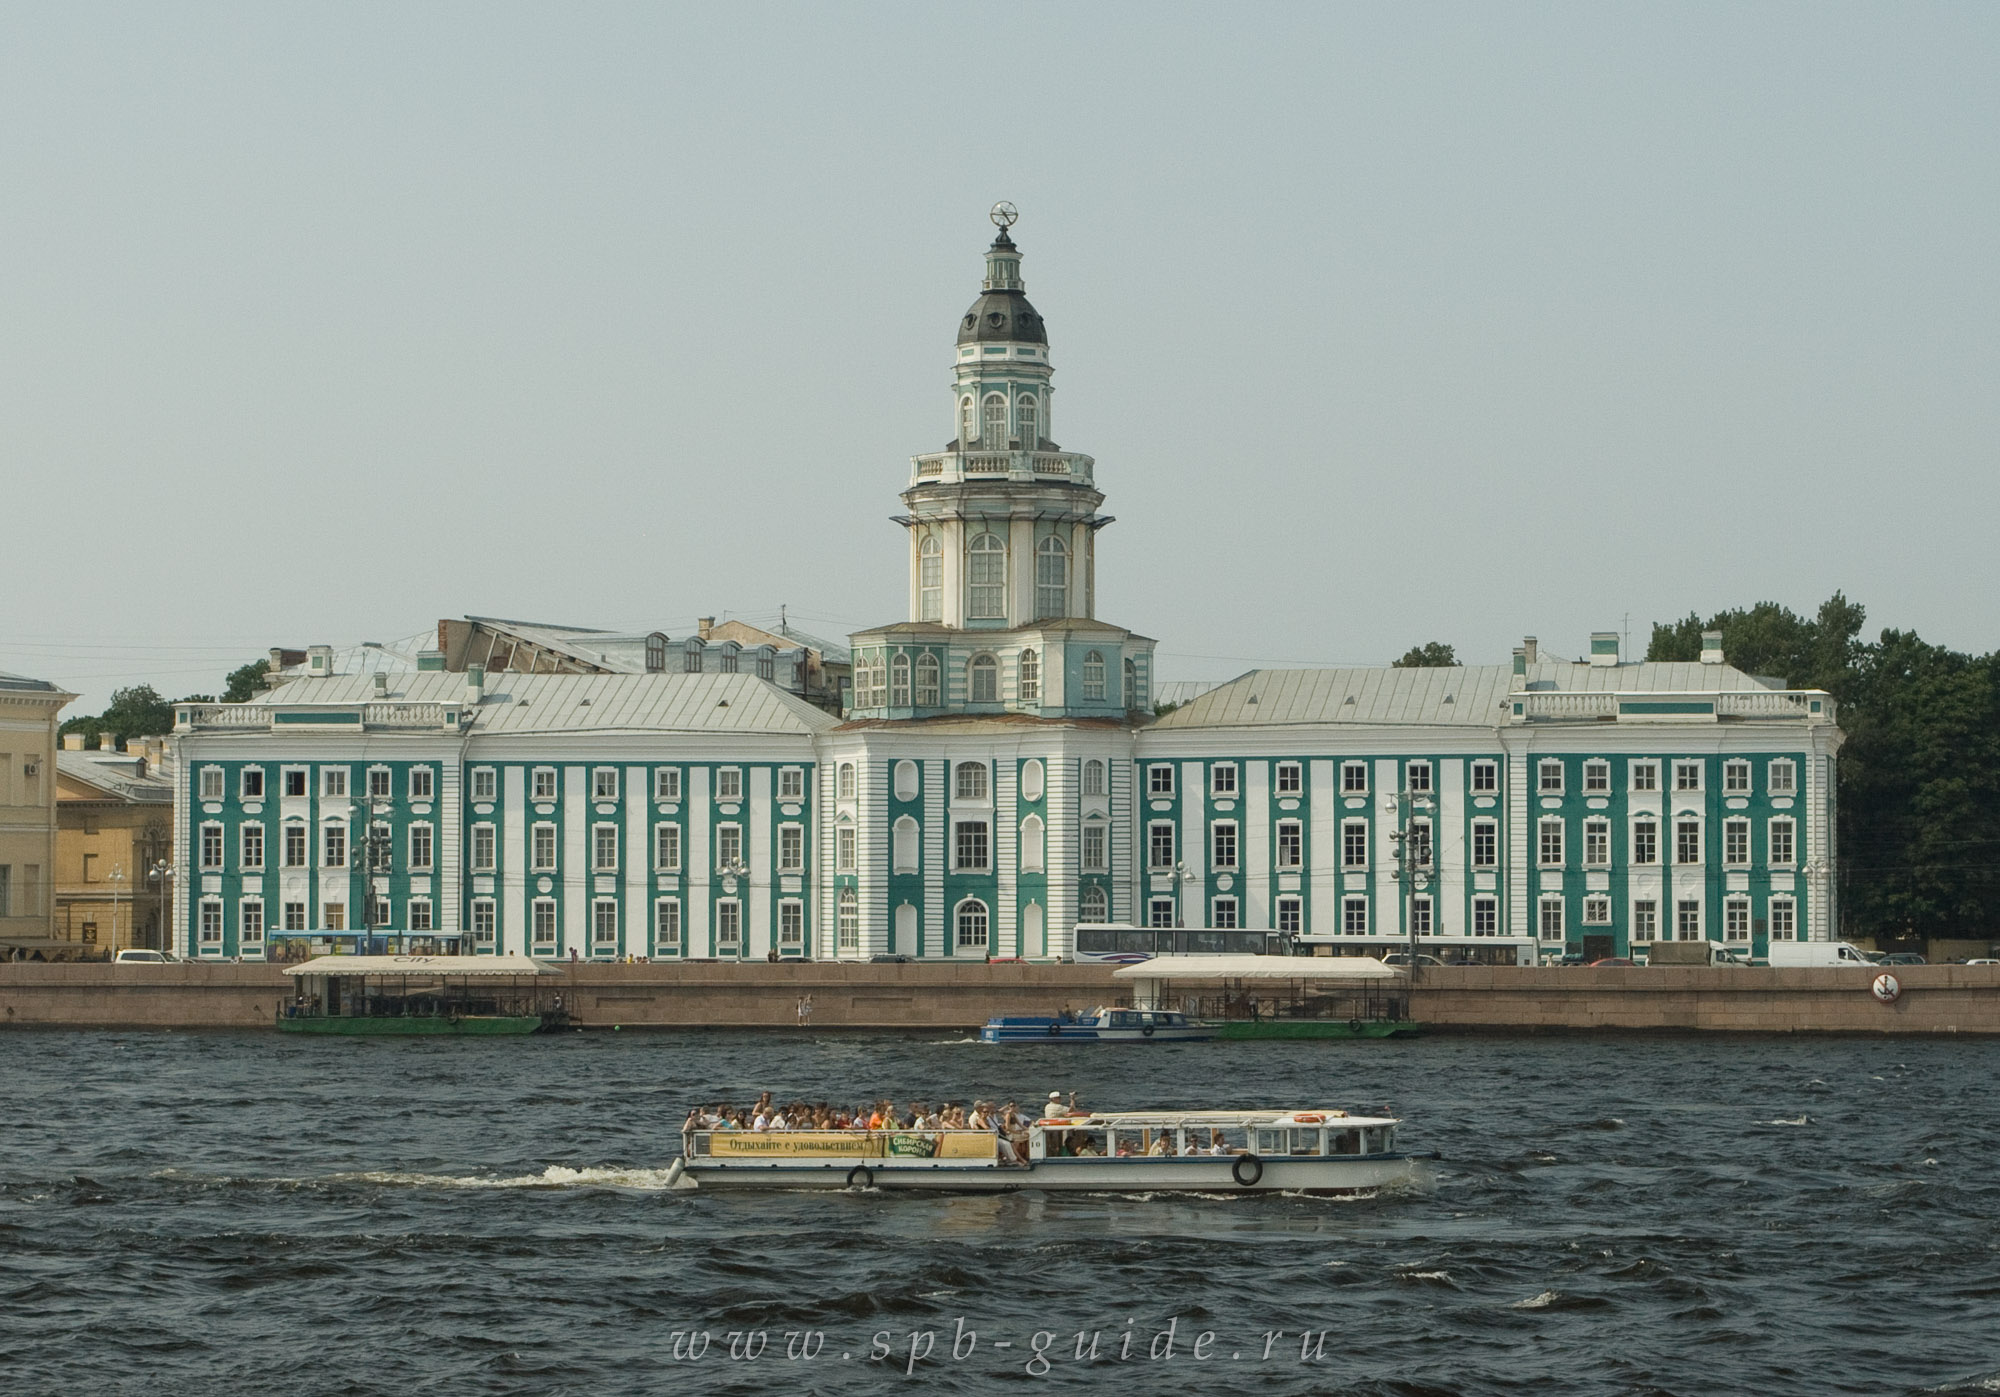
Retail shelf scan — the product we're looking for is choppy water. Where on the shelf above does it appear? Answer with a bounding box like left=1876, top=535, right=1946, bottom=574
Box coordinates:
left=4, top=1030, right=1999, bottom=1396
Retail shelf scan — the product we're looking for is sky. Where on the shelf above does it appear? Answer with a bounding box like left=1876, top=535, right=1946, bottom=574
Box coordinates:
left=5, top=3, right=1997, bottom=714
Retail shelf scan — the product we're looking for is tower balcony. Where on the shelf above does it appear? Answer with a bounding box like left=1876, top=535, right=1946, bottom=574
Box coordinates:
left=910, top=449, right=1094, bottom=486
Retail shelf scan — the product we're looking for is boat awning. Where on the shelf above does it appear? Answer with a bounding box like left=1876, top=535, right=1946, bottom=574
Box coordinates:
left=283, top=955, right=556, bottom=977
left=1112, top=954, right=1400, bottom=981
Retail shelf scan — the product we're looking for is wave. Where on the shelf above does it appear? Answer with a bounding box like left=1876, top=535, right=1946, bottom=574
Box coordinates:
left=1761, top=1116, right=1811, bottom=1126
left=153, top=1165, right=686, bottom=1191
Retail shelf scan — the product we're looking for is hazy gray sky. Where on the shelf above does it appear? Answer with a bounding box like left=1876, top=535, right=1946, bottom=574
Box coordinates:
left=6, top=3, right=1997, bottom=714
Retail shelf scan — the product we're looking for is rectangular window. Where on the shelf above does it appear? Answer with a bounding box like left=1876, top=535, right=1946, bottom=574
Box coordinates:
left=284, top=824, right=307, bottom=868
left=1631, top=760, right=1659, bottom=793
left=837, top=825, right=856, bottom=872
left=283, top=768, right=308, bottom=798
left=322, top=768, right=347, bottom=798
left=1724, top=760, right=1751, bottom=794
left=1633, top=818, right=1658, bottom=866
left=1725, top=899, right=1750, bottom=941
left=1538, top=819, right=1564, bottom=867
left=370, top=895, right=392, bottom=929
left=199, top=900, right=223, bottom=945
left=654, top=899, right=682, bottom=952
left=1471, top=760, right=1498, bottom=794
left=1583, top=818, right=1609, bottom=868
left=532, top=899, right=557, bottom=948
left=1472, top=897, right=1498, bottom=936
left=1769, top=760, right=1797, bottom=795
left=1408, top=820, right=1432, bottom=869
left=1632, top=900, right=1657, bottom=941
left=199, top=767, right=224, bottom=801
left=409, top=824, right=433, bottom=871
left=1341, top=762, right=1367, bottom=794
left=368, top=767, right=392, bottom=800
left=1406, top=761, right=1432, bottom=794
left=1724, top=818, right=1750, bottom=867
left=532, top=823, right=557, bottom=872
left=1211, top=822, right=1238, bottom=871
left=241, top=900, right=264, bottom=943
left=716, top=825, right=743, bottom=868
left=955, top=821, right=988, bottom=871
left=1276, top=820, right=1302, bottom=869
left=284, top=901, right=307, bottom=931
left=1272, top=896, right=1301, bottom=934
left=1410, top=896, right=1432, bottom=935
left=1676, top=899, right=1702, bottom=939
left=1472, top=820, right=1497, bottom=868
left=592, top=824, right=619, bottom=872
left=837, top=892, right=860, bottom=949
left=778, top=824, right=802, bottom=872
left=409, top=899, right=433, bottom=932
left=1342, top=897, right=1368, bottom=934
left=1583, top=760, right=1610, bottom=794
left=471, top=824, right=496, bottom=872
left=1148, top=822, right=1176, bottom=869
left=1538, top=760, right=1564, bottom=795
left=779, top=901, right=804, bottom=947
left=240, top=767, right=265, bottom=799
left=1675, top=761, right=1702, bottom=792
left=1275, top=762, right=1302, bottom=795
left=532, top=767, right=557, bottom=801
left=1770, top=898, right=1796, bottom=940
left=1148, top=765, right=1175, bottom=797
left=472, top=899, right=495, bottom=945
left=322, top=824, right=346, bottom=869
left=1082, top=823, right=1108, bottom=872
left=323, top=902, right=346, bottom=931
left=778, top=767, right=804, bottom=800
left=1676, top=820, right=1701, bottom=864
left=715, top=900, right=741, bottom=952
left=1342, top=822, right=1368, bottom=868
left=654, top=767, right=681, bottom=801
left=593, top=899, right=619, bottom=949
left=1583, top=895, right=1611, bottom=925
left=716, top=768, right=743, bottom=800
left=471, top=767, right=497, bottom=801
left=1539, top=899, right=1563, bottom=941
left=1212, top=897, right=1239, bottom=929
left=655, top=823, right=683, bottom=871
left=409, top=768, right=433, bottom=800
left=1148, top=898, right=1175, bottom=929
left=1210, top=764, right=1237, bottom=797
left=1770, top=819, right=1795, bottom=866
left=241, top=824, right=264, bottom=870
left=198, top=823, right=224, bottom=870
left=593, top=768, right=619, bottom=801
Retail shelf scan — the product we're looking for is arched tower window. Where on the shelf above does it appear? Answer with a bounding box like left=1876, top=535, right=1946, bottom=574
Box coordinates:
left=914, top=653, right=941, bottom=707
left=1018, top=648, right=1039, bottom=703
left=1017, top=393, right=1039, bottom=449
left=1082, top=759, right=1106, bottom=796
left=1080, top=885, right=1109, bottom=923
left=969, top=654, right=998, bottom=703
left=967, top=533, right=1006, bottom=619
left=1082, top=651, right=1106, bottom=701
left=1035, top=536, right=1067, bottom=618
left=981, top=394, right=1007, bottom=447
left=959, top=396, right=976, bottom=447
left=1124, top=658, right=1139, bottom=709
left=919, top=536, right=941, bottom=621
left=889, top=653, right=911, bottom=707
left=956, top=898, right=989, bottom=951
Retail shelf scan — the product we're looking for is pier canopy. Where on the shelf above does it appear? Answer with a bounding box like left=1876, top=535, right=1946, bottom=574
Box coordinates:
left=283, top=954, right=555, bottom=977
left=1112, top=954, right=1399, bottom=983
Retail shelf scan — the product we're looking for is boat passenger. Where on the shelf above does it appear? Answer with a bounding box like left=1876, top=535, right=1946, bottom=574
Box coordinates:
left=1147, top=1134, right=1170, bottom=1157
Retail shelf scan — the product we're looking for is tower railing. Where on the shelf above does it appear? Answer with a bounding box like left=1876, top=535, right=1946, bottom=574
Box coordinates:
left=909, top=450, right=1095, bottom=485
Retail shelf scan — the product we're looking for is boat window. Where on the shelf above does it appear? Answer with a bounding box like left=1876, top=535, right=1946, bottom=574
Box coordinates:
left=1330, top=1130, right=1359, bottom=1155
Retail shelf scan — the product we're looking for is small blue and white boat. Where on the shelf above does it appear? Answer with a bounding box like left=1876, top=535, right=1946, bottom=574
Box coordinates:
left=979, top=1006, right=1212, bottom=1043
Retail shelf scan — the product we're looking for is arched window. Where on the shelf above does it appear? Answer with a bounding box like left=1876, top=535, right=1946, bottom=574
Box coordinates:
left=1035, top=536, right=1067, bottom=618
left=969, top=654, right=998, bottom=703
left=1080, top=885, right=1109, bottom=923
left=837, top=887, right=859, bottom=952
left=955, top=761, right=988, bottom=801
left=1018, top=648, right=1039, bottom=703
left=1082, top=650, right=1106, bottom=701
left=959, top=396, right=976, bottom=447
left=956, top=899, right=989, bottom=951
left=981, top=393, right=1007, bottom=447
left=1020, top=814, right=1045, bottom=872
left=919, top=536, right=941, bottom=621
left=893, top=815, right=920, bottom=873
left=1017, top=393, right=1039, bottom=448
left=1124, top=658, right=1138, bottom=708
left=967, top=533, right=1006, bottom=618
left=889, top=653, right=911, bottom=707
left=838, top=763, right=856, bottom=800
left=1082, top=759, right=1106, bottom=796
left=914, top=653, right=941, bottom=707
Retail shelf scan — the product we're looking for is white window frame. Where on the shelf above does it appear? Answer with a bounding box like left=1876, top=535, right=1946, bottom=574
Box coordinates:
left=322, top=822, right=347, bottom=870
left=654, top=823, right=682, bottom=873
left=1769, top=818, right=1796, bottom=868
left=1538, top=818, right=1565, bottom=868
left=471, top=899, right=496, bottom=946
left=1538, top=898, right=1564, bottom=942
left=716, top=767, right=743, bottom=801
left=1406, top=761, right=1432, bottom=795
left=715, top=823, right=743, bottom=870
left=199, top=899, right=223, bottom=946
left=1632, top=899, right=1657, bottom=942
left=1148, top=821, right=1176, bottom=870
left=954, top=761, right=989, bottom=802
left=531, top=767, right=558, bottom=802
left=1769, top=897, right=1796, bottom=940
left=240, top=822, right=264, bottom=871
left=955, top=898, right=990, bottom=951
left=654, top=898, right=682, bottom=954
left=1472, top=896, right=1498, bottom=936
left=199, top=766, right=225, bottom=802
left=1082, top=759, right=1106, bottom=797
left=1275, top=761, right=1302, bottom=795
left=1674, top=761, right=1703, bottom=792
left=593, top=768, right=619, bottom=801
left=240, top=898, right=265, bottom=944
left=1470, top=760, right=1498, bottom=794
left=837, top=823, right=857, bottom=873
left=1632, top=817, right=1659, bottom=866
left=1342, top=897, right=1368, bottom=935
left=1212, top=896, right=1240, bottom=930
left=240, top=767, right=265, bottom=800
left=408, top=898, right=433, bottom=932
left=1275, top=820, right=1302, bottom=869
left=1211, top=821, right=1239, bottom=871
left=409, top=822, right=434, bottom=872
left=1583, top=818, right=1610, bottom=868
left=914, top=652, right=941, bottom=707
left=470, top=767, right=497, bottom=802
left=1769, top=759, right=1797, bottom=795
left=1081, top=820, right=1108, bottom=872
left=1342, top=821, right=1368, bottom=869
left=1724, top=898, right=1751, bottom=942
left=531, top=822, right=558, bottom=873
left=653, top=767, right=681, bottom=802
left=592, top=823, right=619, bottom=872
left=1080, top=884, right=1111, bottom=923
left=1341, top=762, right=1367, bottom=794
left=836, top=888, right=859, bottom=951
left=1675, top=819, right=1702, bottom=865
left=1147, top=764, right=1175, bottom=798
left=321, top=767, right=348, bottom=799
left=1723, top=818, right=1751, bottom=868
left=408, top=767, right=433, bottom=801
left=281, top=766, right=308, bottom=798
left=531, top=899, right=558, bottom=950
left=1471, top=819, right=1498, bottom=868
left=1582, top=895, right=1611, bottom=926
left=1676, top=899, right=1703, bottom=940
left=1148, top=898, right=1175, bottom=930
left=954, top=820, right=989, bottom=872
left=471, top=822, right=496, bottom=873
left=367, top=766, right=393, bottom=800
left=778, top=900, right=804, bottom=948
left=1630, top=760, right=1659, bottom=793
left=1210, top=764, right=1238, bottom=798
left=777, top=767, right=804, bottom=801
left=1723, top=760, right=1751, bottom=794
left=1538, top=759, right=1564, bottom=795
left=778, top=823, right=803, bottom=873
left=1276, top=896, right=1302, bottom=934
left=1583, top=760, right=1610, bottom=794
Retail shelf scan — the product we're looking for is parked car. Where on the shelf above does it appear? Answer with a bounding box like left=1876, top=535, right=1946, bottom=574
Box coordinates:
left=1881, top=952, right=1928, bottom=966
left=868, top=954, right=914, bottom=964
left=1967, top=959, right=2000, bottom=966
left=1588, top=957, right=1638, bottom=967
left=1547, top=953, right=1590, bottom=967
left=113, top=949, right=181, bottom=964
left=1380, top=953, right=1444, bottom=968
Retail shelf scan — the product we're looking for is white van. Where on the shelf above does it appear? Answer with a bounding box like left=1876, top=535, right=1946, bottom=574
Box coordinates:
left=1766, top=940, right=1875, bottom=968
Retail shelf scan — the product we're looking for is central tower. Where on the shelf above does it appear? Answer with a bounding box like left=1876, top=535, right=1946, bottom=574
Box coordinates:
left=847, top=206, right=1154, bottom=719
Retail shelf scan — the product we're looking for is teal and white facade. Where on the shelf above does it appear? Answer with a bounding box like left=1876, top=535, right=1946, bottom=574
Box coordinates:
left=169, top=214, right=1842, bottom=963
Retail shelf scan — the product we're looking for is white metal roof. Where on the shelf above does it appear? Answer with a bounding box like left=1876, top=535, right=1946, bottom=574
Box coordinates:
left=1053, top=1109, right=1399, bottom=1128
left=1112, top=955, right=1401, bottom=981
left=283, top=954, right=555, bottom=977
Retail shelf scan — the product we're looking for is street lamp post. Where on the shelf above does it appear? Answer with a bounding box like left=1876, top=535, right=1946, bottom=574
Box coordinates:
left=718, top=856, right=748, bottom=958
left=348, top=800, right=395, bottom=955
left=1169, top=860, right=1199, bottom=933
left=146, top=861, right=176, bottom=955
left=106, top=864, right=126, bottom=960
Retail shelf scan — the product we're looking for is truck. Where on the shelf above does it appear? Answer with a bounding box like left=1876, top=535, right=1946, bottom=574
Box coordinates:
left=1766, top=940, right=1877, bottom=968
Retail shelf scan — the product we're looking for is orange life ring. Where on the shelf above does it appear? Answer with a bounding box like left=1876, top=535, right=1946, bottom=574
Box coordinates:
left=1036, top=1117, right=1071, bottom=1128
left=1291, top=1113, right=1326, bottom=1125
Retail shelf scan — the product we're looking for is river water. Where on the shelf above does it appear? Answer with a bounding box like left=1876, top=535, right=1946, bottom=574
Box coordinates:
left=4, top=1029, right=1998, bottom=1396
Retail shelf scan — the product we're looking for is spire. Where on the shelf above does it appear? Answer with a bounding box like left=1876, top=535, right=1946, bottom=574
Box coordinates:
left=983, top=201, right=1023, bottom=291
left=959, top=203, right=1044, bottom=346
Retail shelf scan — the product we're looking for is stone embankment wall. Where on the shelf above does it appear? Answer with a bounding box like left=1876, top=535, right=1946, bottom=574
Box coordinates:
left=2, top=961, right=1996, bottom=1034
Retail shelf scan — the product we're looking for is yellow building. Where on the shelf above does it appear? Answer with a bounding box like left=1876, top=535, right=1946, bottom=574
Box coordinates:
left=0, top=670, right=75, bottom=959
left=55, top=735, right=174, bottom=957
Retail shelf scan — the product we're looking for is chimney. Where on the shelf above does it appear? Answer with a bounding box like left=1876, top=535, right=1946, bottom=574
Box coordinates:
left=1522, top=635, right=1539, bottom=665
left=269, top=648, right=286, bottom=673
left=1589, top=632, right=1619, bottom=667
left=697, top=617, right=715, bottom=639
left=306, top=644, right=333, bottom=677
left=98, top=733, right=118, bottom=751
left=63, top=732, right=85, bottom=751
left=372, top=671, right=389, bottom=698
left=466, top=662, right=486, bottom=702
left=1700, top=630, right=1725, bottom=665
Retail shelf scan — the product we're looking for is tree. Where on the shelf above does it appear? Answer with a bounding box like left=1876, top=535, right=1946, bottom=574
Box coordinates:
left=59, top=684, right=177, bottom=743
left=1392, top=641, right=1457, bottom=668
left=222, top=659, right=271, bottom=703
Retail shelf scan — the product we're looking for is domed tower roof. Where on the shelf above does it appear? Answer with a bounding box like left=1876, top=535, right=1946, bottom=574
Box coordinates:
left=957, top=225, right=1047, bottom=346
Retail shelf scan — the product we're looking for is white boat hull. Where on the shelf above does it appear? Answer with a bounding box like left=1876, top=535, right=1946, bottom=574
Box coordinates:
left=677, top=1152, right=1423, bottom=1195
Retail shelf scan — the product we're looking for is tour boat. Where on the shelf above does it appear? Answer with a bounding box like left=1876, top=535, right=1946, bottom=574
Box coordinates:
left=978, top=1006, right=1212, bottom=1043
left=277, top=954, right=570, bottom=1035
left=667, top=1108, right=1429, bottom=1194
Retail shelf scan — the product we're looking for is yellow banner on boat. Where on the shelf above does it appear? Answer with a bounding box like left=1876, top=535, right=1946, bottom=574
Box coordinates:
left=708, top=1131, right=884, bottom=1158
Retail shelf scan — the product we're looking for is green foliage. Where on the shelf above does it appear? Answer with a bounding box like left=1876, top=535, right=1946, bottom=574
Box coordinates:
left=1392, top=641, right=1457, bottom=668
left=1651, top=593, right=2000, bottom=942
left=59, top=684, right=177, bottom=744
left=1151, top=699, right=1181, bottom=718
left=222, top=659, right=271, bottom=703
